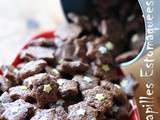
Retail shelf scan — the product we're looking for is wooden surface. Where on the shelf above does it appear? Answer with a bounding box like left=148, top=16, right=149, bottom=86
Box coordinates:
left=122, top=47, right=160, bottom=120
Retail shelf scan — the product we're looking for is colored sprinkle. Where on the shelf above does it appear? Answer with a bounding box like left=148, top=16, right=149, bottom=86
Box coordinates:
left=83, top=76, right=92, bottom=83
left=56, top=99, right=65, bottom=106
left=98, top=46, right=107, bottom=54
left=95, top=94, right=106, bottom=101
left=102, top=64, right=110, bottom=72
left=105, top=42, right=114, bottom=50
left=52, top=69, right=60, bottom=76
left=112, top=105, right=119, bottom=112
left=120, top=79, right=128, bottom=88
left=76, top=108, right=86, bottom=115
left=58, top=59, right=64, bottom=64
left=43, top=84, right=52, bottom=93
left=20, top=86, right=28, bottom=90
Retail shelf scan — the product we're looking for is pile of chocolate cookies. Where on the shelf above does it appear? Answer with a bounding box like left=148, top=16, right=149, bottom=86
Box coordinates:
left=65, top=0, right=145, bottom=63
left=0, top=0, right=143, bottom=119
left=0, top=24, right=138, bottom=120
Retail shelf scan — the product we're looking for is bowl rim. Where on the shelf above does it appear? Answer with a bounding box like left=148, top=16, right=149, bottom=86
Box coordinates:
left=1, top=31, right=141, bottom=120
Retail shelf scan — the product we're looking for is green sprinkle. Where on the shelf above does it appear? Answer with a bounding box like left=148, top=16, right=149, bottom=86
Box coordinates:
left=20, top=86, right=28, bottom=90
left=56, top=99, right=65, bottom=106
left=83, top=76, right=92, bottom=83
left=102, top=64, right=110, bottom=72
left=105, top=42, right=114, bottom=50
left=58, top=59, right=64, bottom=64
left=13, top=69, right=19, bottom=75
left=127, top=15, right=135, bottom=22
left=52, top=69, right=60, bottom=76
left=43, top=84, right=52, bottom=93
left=95, top=94, right=106, bottom=101
left=120, top=79, right=128, bottom=88
left=112, top=105, right=119, bottom=112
